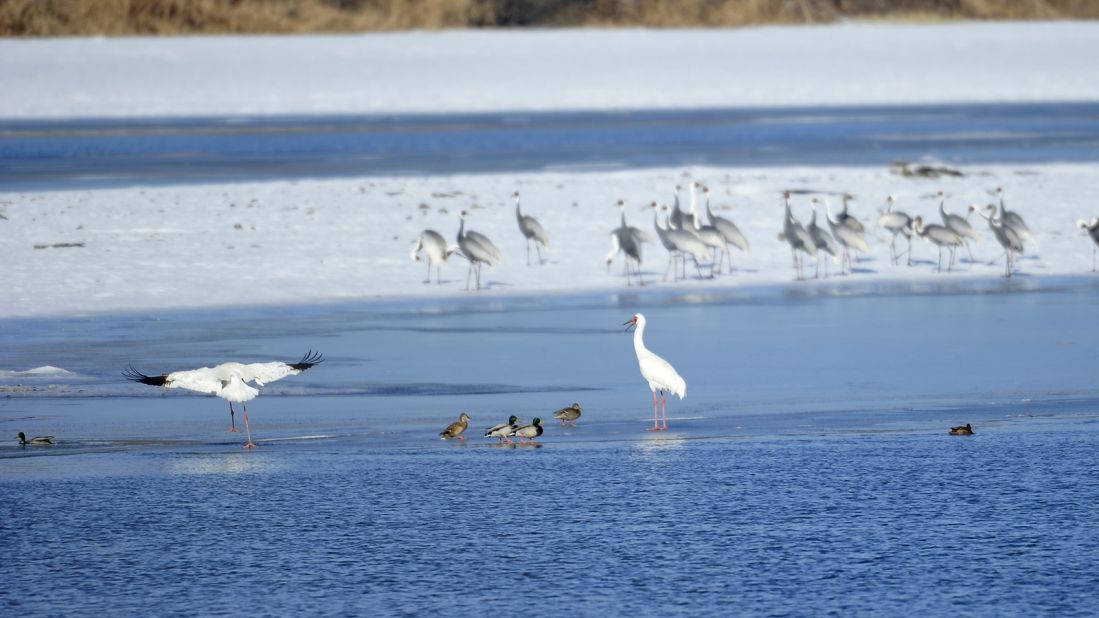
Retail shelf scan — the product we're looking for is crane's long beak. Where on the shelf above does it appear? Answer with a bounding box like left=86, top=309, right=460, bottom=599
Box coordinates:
left=622, top=319, right=636, bottom=332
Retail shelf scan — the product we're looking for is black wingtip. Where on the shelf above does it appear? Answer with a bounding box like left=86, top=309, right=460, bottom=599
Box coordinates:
left=290, top=350, right=324, bottom=371
left=122, top=365, right=168, bottom=386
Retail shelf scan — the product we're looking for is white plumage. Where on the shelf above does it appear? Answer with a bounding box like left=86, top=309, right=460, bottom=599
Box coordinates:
left=124, top=351, right=323, bottom=448
left=411, top=229, right=456, bottom=284
left=624, top=313, right=685, bottom=432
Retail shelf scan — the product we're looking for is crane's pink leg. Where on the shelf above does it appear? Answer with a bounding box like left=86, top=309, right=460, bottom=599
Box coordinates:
left=242, top=405, right=257, bottom=449
left=228, top=402, right=238, bottom=432
left=646, top=390, right=660, bottom=431
left=661, top=392, right=668, bottom=431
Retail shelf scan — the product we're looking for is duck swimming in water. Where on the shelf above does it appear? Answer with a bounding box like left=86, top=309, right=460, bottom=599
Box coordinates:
left=949, top=423, right=974, bottom=436
left=440, top=412, right=472, bottom=440
left=553, top=403, right=582, bottom=428
left=17, top=432, right=54, bottom=445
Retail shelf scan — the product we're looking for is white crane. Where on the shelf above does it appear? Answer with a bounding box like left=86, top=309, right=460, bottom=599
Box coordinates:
left=514, top=191, right=549, bottom=266
left=456, top=210, right=501, bottom=291
left=825, top=199, right=869, bottom=274
left=781, top=191, right=817, bottom=281
left=624, top=313, right=685, bottom=432
left=1078, top=217, right=1099, bottom=272
left=912, top=216, right=963, bottom=272
left=808, top=199, right=839, bottom=278
left=937, top=191, right=980, bottom=261
left=972, top=204, right=1023, bottom=278
left=877, top=195, right=913, bottom=266
left=123, top=351, right=323, bottom=449
left=607, top=200, right=648, bottom=287
left=410, top=229, right=456, bottom=284
left=702, top=185, right=750, bottom=273
left=991, top=187, right=1035, bottom=244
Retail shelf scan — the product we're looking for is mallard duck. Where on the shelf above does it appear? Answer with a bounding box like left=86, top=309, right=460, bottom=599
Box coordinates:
left=440, top=412, right=472, bottom=440
left=484, top=415, right=521, bottom=443
left=553, top=403, right=582, bottom=428
left=17, top=432, right=54, bottom=446
left=949, top=423, right=974, bottom=436
left=514, top=417, right=543, bottom=444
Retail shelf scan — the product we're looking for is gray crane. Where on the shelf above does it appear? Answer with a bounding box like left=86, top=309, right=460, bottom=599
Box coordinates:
left=781, top=191, right=818, bottom=281
left=877, top=195, right=913, bottom=266
left=514, top=191, right=549, bottom=266
left=456, top=210, right=501, bottom=291
left=807, top=199, right=839, bottom=278
left=1078, top=217, right=1099, bottom=272
left=972, top=204, right=1023, bottom=278
left=702, top=185, right=750, bottom=273
left=912, top=215, right=964, bottom=272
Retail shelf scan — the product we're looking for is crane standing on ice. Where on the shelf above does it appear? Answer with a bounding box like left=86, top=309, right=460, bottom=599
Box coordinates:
left=624, top=313, right=686, bottom=432
left=514, top=191, right=549, bottom=266
left=124, top=351, right=324, bottom=449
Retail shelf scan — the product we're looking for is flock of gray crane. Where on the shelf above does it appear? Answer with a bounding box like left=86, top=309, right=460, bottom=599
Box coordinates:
left=411, top=183, right=1099, bottom=289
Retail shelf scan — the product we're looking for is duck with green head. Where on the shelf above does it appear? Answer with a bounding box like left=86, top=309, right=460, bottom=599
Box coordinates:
left=440, top=412, right=472, bottom=440
left=17, top=432, right=54, bottom=446
left=553, top=403, right=582, bottom=428
left=514, top=417, right=543, bottom=444
left=484, top=415, right=521, bottom=443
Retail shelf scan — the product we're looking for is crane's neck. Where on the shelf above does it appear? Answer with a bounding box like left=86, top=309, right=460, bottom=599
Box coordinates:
left=689, top=184, right=697, bottom=215
left=458, top=216, right=466, bottom=240
left=939, top=199, right=946, bottom=217
left=515, top=199, right=522, bottom=219
left=632, top=319, right=648, bottom=358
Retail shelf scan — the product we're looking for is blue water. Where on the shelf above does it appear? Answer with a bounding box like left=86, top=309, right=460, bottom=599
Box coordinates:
left=3, top=102, right=1099, bottom=190
left=3, top=280, right=1099, bottom=615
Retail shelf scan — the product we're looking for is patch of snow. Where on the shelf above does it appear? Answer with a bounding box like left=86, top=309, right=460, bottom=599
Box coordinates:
left=2, top=163, right=1097, bottom=318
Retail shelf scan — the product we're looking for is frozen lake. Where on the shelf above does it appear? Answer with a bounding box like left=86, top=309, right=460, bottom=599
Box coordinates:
left=4, top=280, right=1099, bottom=614
left=3, top=101, right=1099, bottom=190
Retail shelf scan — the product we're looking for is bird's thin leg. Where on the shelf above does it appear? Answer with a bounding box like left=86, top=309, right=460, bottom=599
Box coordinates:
left=949, top=247, right=957, bottom=272
left=663, top=254, right=674, bottom=282
left=937, top=246, right=942, bottom=272
left=228, top=401, right=238, bottom=433
left=814, top=255, right=820, bottom=279
left=889, top=237, right=896, bottom=265
left=825, top=254, right=830, bottom=278
left=242, top=404, right=256, bottom=449
left=647, top=391, right=659, bottom=431
left=526, top=239, right=532, bottom=267
left=424, top=260, right=431, bottom=284
left=476, top=262, right=482, bottom=291
left=907, top=236, right=913, bottom=266
left=987, top=251, right=1005, bottom=266
left=465, top=262, right=473, bottom=291
left=436, top=266, right=442, bottom=285
left=661, top=392, right=668, bottom=431
left=965, top=240, right=975, bottom=262
left=536, top=243, right=545, bottom=265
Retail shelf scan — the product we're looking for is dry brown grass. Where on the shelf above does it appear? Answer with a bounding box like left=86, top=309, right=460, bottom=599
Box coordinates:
left=1, top=0, right=1097, bottom=36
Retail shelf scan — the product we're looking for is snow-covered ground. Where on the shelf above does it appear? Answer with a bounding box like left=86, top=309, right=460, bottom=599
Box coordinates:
left=2, top=22, right=1098, bottom=119
left=3, top=162, right=1097, bottom=318
left=3, top=22, right=1099, bottom=318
